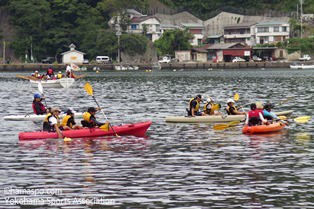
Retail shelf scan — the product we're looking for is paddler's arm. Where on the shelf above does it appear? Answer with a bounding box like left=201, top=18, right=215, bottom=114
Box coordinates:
left=54, top=124, right=63, bottom=138
left=259, top=112, right=267, bottom=124
left=191, top=107, right=195, bottom=117
left=245, top=113, right=249, bottom=125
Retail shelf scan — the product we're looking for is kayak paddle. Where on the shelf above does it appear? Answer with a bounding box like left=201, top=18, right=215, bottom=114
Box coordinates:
left=213, top=120, right=241, bottom=130
left=279, top=116, right=311, bottom=123
left=38, top=82, right=48, bottom=108
left=84, top=82, right=120, bottom=137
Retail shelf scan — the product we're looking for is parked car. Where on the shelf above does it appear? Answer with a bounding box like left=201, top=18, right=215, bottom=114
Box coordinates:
left=252, top=55, right=262, bottom=62
left=83, top=59, right=89, bottom=64
left=96, top=56, right=111, bottom=64
left=232, top=57, right=246, bottom=63
left=299, top=54, right=311, bottom=61
left=158, top=56, right=171, bottom=63
left=41, top=57, right=55, bottom=64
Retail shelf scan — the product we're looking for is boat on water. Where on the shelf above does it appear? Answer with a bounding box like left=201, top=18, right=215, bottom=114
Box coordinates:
left=290, top=64, right=314, bottom=69
left=165, top=110, right=293, bottom=123
left=4, top=112, right=84, bottom=121
left=115, top=65, right=139, bottom=71
left=30, top=78, right=75, bottom=88
left=242, top=122, right=286, bottom=134
left=19, top=121, right=152, bottom=140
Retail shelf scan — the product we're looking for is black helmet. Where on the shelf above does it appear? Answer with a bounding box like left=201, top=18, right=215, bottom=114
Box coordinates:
left=88, top=107, right=97, bottom=113
left=250, top=103, right=257, bottom=110
left=264, top=103, right=275, bottom=110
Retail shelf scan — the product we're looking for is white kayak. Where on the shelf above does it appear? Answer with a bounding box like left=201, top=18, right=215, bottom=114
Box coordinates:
left=30, top=78, right=75, bottom=88
left=4, top=112, right=83, bottom=121
left=165, top=110, right=294, bottom=123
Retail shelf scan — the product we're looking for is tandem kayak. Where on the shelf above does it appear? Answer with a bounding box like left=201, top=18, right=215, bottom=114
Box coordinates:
left=242, top=122, right=286, bottom=134
left=19, top=121, right=152, bottom=140
left=4, top=112, right=84, bottom=121
left=165, top=110, right=293, bottom=123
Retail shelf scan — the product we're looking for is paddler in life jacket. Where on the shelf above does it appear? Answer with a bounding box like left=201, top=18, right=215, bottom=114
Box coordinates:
left=226, top=99, right=246, bottom=115
left=81, top=107, right=106, bottom=128
left=187, top=95, right=206, bottom=117
left=245, top=103, right=267, bottom=126
left=46, top=66, right=54, bottom=78
left=204, top=97, right=222, bottom=115
left=263, top=103, right=280, bottom=121
left=61, top=109, right=83, bottom=129
left=32, top=93, right=48, bottom=115
left=43, top=107, right=67, bottom=138
left=34, top=71, right=40, bottom=79
left=57, top=71, right=63, bottom=79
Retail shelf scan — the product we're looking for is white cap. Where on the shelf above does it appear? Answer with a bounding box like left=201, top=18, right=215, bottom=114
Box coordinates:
left=35, top=71, right=38, bottom=73
left=227, top=99, right=235, bottom=104
left=206, top=97, right=213, bottom=103
left=58, top=71, right=61, bottom=73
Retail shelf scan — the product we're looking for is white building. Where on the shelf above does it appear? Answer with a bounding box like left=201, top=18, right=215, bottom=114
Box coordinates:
left=255, top=22, right=289, bottom=44
left=127, top=16, right=161, bottom=42
left=179, top=23, right=205, bottom=46
left=61, top=44, right=85, bottom=64
left=223, top=22, right=257, bottom=46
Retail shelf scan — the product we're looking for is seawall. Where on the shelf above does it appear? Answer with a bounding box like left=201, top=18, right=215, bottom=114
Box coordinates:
left=0, top=62, right=304, bottom=71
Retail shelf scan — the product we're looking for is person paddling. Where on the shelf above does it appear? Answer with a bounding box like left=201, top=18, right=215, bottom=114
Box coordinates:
left=61, top=109, right=83, bottom=129
left=245, top=103, right=267, bottom=126
left=187, top=95, right=206, bottom=117
left=226, top=99, right=246, bottom=115
left=81, top=107, right=106, bottom=128
left=263, top=103, right=281, bottom=121
left=57, top=71, right=63, bottom=79
left=32, top=93, right=48, bottom=115
left=43, top=107, right=69, bottom=138
left=46, top=66, right=54, bottom=78
left=204, top=97, right=222, bottom=115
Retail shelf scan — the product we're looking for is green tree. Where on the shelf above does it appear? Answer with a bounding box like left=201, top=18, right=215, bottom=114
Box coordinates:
left=154, top=29, right=193, bottom=56
left=120, top=33, right=147, bottom=55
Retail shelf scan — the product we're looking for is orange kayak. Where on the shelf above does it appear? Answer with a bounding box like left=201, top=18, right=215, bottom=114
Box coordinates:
left=242, top=122, right=286, bottom=134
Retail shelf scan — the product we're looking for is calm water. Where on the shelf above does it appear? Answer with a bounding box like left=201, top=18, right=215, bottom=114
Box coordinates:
left=0, top=69, right=314, bottom=208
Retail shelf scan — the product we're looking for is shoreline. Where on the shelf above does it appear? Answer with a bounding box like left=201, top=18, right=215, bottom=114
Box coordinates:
left=0, top=61, right=310, bottom=71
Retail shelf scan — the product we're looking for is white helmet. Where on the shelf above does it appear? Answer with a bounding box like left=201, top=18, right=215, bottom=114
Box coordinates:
left=227, top=99, right=235, bottom=104
left=206, top=97, right=213, bottom=103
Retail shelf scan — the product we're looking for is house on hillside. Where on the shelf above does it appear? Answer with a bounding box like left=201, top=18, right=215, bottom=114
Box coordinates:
left=206, top=35, right=224, bottom=44
left=223, top=22, right=257, bottom=46
left=255, top=22, right=289, bottom=44
left=175, top=50, right=192, bottom=62
left=160, top=24, right=180, bottom=34
left=191, top=48, right=208, bottom=62
left=206, top=43, right=251, bottom=62
left=61, top=44, right=85, bottom=64
left=180, top=23, right=205, bottom=46
left=127, top=16, right=161, bottom=42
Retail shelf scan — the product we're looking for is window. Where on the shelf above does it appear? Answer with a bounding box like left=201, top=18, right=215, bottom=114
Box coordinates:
left=282, top=26, right=287, bottom=32
left=273, top=27, right=279, bottom=32
left=257, top=27, right=269, bottom=33
left=198, top=39, right=202, bottom=45
left=131, top=24, right=138, bottom=30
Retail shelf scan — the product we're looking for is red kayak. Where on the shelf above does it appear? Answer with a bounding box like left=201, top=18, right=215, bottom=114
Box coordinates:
left=19, top=121, right=152, bottom=140
left=242, top=122, right=286, bottom=134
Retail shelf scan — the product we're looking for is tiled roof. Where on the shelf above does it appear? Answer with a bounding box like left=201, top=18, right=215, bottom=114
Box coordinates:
left=192, top=48, right=208, bottom=53
left=206, top=43, right=247, bottom=49
left=130, top=16, right=160, bottom=23
left=224, top=22, right=257, bottom=29
left=256, top=22, right=288, bottom=26
left=180, top=23, right=204, bottom=28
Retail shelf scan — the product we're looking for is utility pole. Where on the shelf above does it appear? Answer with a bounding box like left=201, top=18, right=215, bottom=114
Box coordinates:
left=116, top=25, right=121, bottom=64
left=300, top=0, right=303, bottom=39
left=2, top=40, right=5, bottom=64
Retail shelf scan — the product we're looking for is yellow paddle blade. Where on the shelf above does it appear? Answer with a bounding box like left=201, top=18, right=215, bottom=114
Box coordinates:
left=234, top=93, right=239, bottom=101
left=278, top=116, right=287, bottom=120
left=64, top=137, right=71, bottom=141
left=213, top=124, right=230, bottom=130
left=228, top=120, right=241, bottom=125
left=100, top=123, right=110, bottom=131
left=294, top=116, right=311, bottom=123
left=84, top=82, right=93, bottom=96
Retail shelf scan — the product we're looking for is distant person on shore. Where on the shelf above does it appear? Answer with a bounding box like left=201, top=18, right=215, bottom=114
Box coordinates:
left=204, top=97, right=222, bottom=115
left=46, top=66, right=54, bottom=78
left=187, top=95, right=206, bottom=117
left=226, top=99, right=246, bottom=115
left=32, top=93, right=48, bottom=115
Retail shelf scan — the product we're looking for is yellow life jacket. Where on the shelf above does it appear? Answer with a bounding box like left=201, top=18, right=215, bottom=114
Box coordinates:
left=189, top=98, right=200, bottom=112
left=61, top=115, right=72, bottom=128
left=204, top=102, right=220, bottom=115
left=44, top=113, right=52, bottom=122
left=57, top=73, right=62, bottom=79
left=83, top=112, right=94, bottom=122
left=227, top=106, right=238, bottom=115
